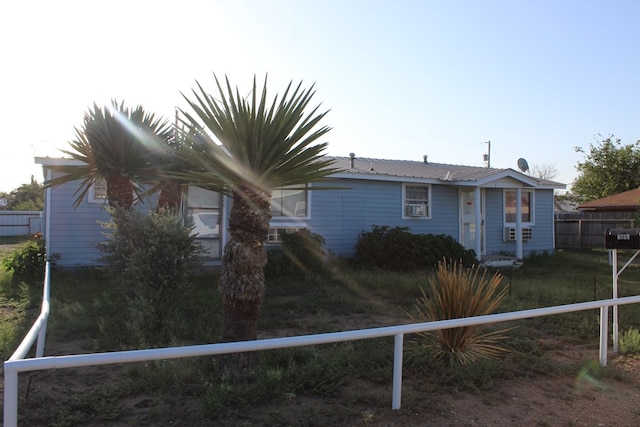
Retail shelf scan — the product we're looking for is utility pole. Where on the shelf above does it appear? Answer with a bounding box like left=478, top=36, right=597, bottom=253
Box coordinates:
left=483, top=140, right=491, bottom=168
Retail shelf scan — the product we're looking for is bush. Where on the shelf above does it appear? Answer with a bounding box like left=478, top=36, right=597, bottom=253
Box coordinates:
left=620, top=328, right=640, bottom=356
left=265, top=229, right=329, bottom=279
left=98, top=208, right=204, bottom=345
left=353, top=226, right=476, bottom=271
left=1, top=233, right=50, bottom=283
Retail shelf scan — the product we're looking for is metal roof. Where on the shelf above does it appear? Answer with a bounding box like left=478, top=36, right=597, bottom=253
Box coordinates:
left=36, top=155, right=565, bottom=189
left=329, top=156, right=564, bottom=188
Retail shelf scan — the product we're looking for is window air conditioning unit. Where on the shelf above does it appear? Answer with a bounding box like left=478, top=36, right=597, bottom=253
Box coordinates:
left=504, top=227, right=532, bottom=241
left=408, top=204, right=427, bottom=217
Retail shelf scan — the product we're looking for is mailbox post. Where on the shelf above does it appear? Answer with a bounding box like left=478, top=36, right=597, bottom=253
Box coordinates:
left=605, top=228, right=640, bottom=353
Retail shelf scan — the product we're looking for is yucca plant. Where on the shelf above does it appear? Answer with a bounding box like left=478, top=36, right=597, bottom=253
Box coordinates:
left=44, top=100, right=174, bottom=209
left=174, top=74, right=341, bottom=376
left=410, top=259, right=512, bottom=365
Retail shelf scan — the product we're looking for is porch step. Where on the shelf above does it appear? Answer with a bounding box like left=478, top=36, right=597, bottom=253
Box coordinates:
left=481, top=255, right=522, bottom=268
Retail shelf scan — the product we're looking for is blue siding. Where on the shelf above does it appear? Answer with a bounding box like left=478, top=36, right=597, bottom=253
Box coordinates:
left=305, top=179, right=460, bottom=257
left=47, top=172, right=156, bottom=267
left=48, top=178, right=111, bottom=267
left=46, top=172, right=558, bottom=265
left=307, top=182, right=556, bottom=258
left=528, top=189, right=555, bottom=254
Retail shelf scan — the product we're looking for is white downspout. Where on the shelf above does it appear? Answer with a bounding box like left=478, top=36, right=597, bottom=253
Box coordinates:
left=474, top=187, right=482, bottom=259
left=44, top=167, right=52, bottom=259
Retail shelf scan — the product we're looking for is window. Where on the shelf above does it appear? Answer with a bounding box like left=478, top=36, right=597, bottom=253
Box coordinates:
left=403, top=184, right=430, bottom=218
left=88, top=178, right=107, bottom=203
left=187, top=186, right=222, bottom=259
left=271, top=185, right=307, bottom=217
left=504, top=189, right=533, bottom=224
left=267, top=227, right=303, bottom=243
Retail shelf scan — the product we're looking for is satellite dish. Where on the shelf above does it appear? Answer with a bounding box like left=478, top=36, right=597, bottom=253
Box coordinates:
left=517, top=158, right=529, bottom=173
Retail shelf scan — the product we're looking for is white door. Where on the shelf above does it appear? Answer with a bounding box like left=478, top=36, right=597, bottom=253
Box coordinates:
left=461, top=188, right=484, bottom=255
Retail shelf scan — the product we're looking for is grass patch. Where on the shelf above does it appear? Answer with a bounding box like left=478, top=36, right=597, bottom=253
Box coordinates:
left=0, top=265, right=41, bottom=359
left=0, top=235, right=31, bottom=259
left=0, top=235, right=32, bottom=245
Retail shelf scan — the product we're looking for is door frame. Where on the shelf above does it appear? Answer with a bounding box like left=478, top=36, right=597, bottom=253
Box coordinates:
left=459, top=187, right=485, bottom=257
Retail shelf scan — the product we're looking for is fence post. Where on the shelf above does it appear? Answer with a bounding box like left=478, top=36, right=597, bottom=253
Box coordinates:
left=4, top=363, right=18, bottom=427
left=599, top=306, right=608, bottom=367
left=392, top=333, right=404, bottom=410
left=36, top=262, right=50, bottom=358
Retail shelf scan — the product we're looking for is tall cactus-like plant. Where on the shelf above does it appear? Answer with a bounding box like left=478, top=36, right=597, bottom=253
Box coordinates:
left=411, top=259, right=512, bottom=365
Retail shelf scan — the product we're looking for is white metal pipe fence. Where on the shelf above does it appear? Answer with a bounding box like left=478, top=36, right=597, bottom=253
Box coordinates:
left=9, top=261, right=50, bottom=361
left=5, top=261, right=640, bottom=426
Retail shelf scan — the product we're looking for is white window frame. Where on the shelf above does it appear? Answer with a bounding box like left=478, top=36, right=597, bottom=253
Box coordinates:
left=267, top=226, right=305, bottom=244
left=88, top=178, right=108, bottom=204
left=402, top=183, right=431, bottom=219
left=270, top=185, right=310, bottom=219
left=503, top=189, right=535, bottom=226
left=187, top=186, right=223, bottom=260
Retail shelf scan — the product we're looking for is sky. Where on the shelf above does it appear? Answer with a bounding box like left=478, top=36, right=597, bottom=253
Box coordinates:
left=1, top=0, right=640, bottom=193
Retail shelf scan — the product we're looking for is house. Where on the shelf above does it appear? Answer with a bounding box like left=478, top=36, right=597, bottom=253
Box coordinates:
left=35, top=155, right=564, bottom=268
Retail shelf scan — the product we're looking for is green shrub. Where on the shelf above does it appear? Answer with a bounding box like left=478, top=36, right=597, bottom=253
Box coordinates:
left=1, top=234, right=51, bottom=283
left=353, top=226, right=476, bottom=271
left=265, top=229, right=329, bottom=279
left=619, top=328, right=640, bottom=355
left=97, top=208, right=204, bottom=345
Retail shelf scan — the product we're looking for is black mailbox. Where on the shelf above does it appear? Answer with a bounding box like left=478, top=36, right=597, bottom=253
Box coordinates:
left=605, top=228, right=640, bottom=249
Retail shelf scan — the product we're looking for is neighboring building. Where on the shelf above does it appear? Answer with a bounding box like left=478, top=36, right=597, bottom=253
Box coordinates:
left=36, top=155, right=564, bottom=268
left=0, top=211, right=43, bottom=236
left=578, top=188, right=640, bottom=212
left=554, top=195, right=579, bottom=213
left=553, top=189, right=640, bottom=249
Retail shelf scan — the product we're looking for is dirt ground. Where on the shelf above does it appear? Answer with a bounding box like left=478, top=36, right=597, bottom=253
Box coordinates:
left=373, top=347, right=640, bottom=427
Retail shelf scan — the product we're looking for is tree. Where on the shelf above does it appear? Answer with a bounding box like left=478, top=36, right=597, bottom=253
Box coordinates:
left=44, top=101, right=174, bottom=209
left=0, top=177, right=44, bottom=211
left=175, top=75, right=339, bottom=352
left=572, top=135, right=640, bottom=202
left=531, top=163, right=559, bottom=181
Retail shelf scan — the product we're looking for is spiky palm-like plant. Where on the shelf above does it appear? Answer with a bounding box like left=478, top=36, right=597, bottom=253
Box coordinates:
left=175, top=75, right=339, bottom=350
left=45, top=101, right=174, bottom=209
left=411, top=259, right=512, bottom=366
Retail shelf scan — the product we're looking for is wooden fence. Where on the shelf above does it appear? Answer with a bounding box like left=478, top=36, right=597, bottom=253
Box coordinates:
left=555, top=212, right=636, bottom=249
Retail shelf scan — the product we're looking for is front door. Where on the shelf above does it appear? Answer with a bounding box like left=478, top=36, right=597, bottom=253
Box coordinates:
left=460, top=188, right=484, bottom=255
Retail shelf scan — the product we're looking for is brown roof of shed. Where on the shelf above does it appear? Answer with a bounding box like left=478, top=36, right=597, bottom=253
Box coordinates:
left=578, top=188, right=640, bottom=211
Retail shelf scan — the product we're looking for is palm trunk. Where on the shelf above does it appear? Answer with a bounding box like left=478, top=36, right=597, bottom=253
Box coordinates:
left=219, top=185, right=270, bottom=376
left=106, top=175, right=134, bottom=209
left=157, top=181, right=182, bottom=211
